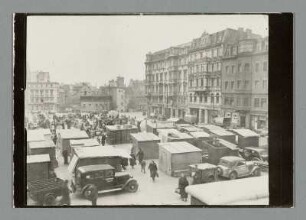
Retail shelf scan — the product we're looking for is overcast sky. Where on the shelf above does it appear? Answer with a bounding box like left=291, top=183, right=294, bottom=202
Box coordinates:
left=27, top=15, right=268, bottom=86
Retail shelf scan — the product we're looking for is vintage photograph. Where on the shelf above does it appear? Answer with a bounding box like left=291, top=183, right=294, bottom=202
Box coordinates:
left=24, top=14, right=269, bottom=206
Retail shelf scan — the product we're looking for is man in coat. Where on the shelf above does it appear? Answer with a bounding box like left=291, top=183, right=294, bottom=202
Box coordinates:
left=101, top=133, right=106, bottom=146
left=178, top=173, right=189, bottom=202
left=61, top=180, right=71, bottom=206
left=148, top=160, right=158, bottom=181
left=137, top=148, right=144, bottom=164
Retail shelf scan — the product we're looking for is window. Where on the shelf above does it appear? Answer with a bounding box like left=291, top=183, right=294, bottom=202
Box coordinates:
left=238, top=63, right=242, bottom=72
left=216, top=94, right=220, bottom=103
left=244, top=80, right=249, bottom=89
left=212, top=78, right=215, bottom=87
left=231, top=65, right=235, bottom=73
left=201, top=78, right=204, bottom=87
left=231, top=81, right=234, bottom=90
left=261, top=98, right=267, bottom=108
left=217, top=78, right=220, bottom=87
left=226, top=66, right=229, bottom=74
left=243, top=97, right=249, bottom=106
left=263, top=80, right=267, bottom=89
left=254, top=98, right=260, bottom=107
left=200, top=95, right=203, bottom=102
left=225, top=81, right=229, bottom=90
left=189, top=94, right=192, bottom=102
left=263, top=62, right=268, bottom=71
left=204, top=95, right=207, bottom=103
left=194, top=95, right=197, bottom=102
left=244, top=63, right=250, bottom=72
left=211, top=94, right=214, bottom=103
left=237, top=80, right=241, bottom=89
left=237, top=97, right=241, bottom=106
left=255, top=80, right=259, bottom=88
left=255, top=63, right=260, bottom=72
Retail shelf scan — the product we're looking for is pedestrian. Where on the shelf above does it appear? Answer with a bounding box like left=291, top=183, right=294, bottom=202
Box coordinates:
left=148, top=160, right=158, bottom=181
left=62, top=150, right=69, bottom=165
left=137, top=148, right=144, bottom=164
left=52, top=133, right=57, bottom=145
left=129, top=153, right=136, bottom=169
left=178, top=173, right=189, bottom=202
left=86, top=185, right=98, bottom=206
left=61, top=180, right=71, bottom=206
left=101, top=133, right=106, bottom=146
left=141, top=160, right=146, bottom=174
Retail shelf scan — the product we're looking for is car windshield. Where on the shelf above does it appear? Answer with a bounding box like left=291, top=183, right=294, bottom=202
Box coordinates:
left=219, top=159, right=232, bottom=167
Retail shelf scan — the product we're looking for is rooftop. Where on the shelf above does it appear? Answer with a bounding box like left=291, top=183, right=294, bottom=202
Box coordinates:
left=159, top=141, right=201, bottom=154
left=28, top=140, right=55, bottom=149
left=130, top=132, right=160, bottom=142
left=70, top=139, right=100, bottom=147
left=231, top=129, right=259, bottom=137
left=57, top=130, right=89, bottom=139
left=74, top=146, right=131, bottom=159
left=27, top=154, right=50, bottom=164
left=185, top=176, right=268, bottom=205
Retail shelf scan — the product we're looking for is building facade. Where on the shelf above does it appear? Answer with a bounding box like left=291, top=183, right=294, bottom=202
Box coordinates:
left=145, top=28, right=267, bottom=128
left=222, top=35, right=268, bottom=129
left=126, top=79, right=147, bottom=112
left=145, top=43, right=190, bottom=119
left=80, top=96, right=112, bottom=112
left=25, top=72, right=59, bottom=114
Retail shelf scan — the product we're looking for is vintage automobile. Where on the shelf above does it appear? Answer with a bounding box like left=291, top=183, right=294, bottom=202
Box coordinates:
left=217, top=156, right=261, bottom=180
left=189, top=163, right=218, bottom=184
left=240, top=147, right=268, bottom=162
left=70, top=164, right=139, bottom=198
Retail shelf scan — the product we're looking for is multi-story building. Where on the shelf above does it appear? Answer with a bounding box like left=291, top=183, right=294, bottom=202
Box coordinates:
left=80, top=96, right=112, bottom=112
left=145, top=28, right=263, bottom=123
left=222, top=32, right=268, bottom=129
left=187, top=29, right=261, bottom=124
left=145, top=42, right=190, bottom=118
left=25, top=71, right=59, bottom=114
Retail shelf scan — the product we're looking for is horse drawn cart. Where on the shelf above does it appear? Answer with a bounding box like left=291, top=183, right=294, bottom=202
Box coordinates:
left=27, top=178, right=66, bottom=206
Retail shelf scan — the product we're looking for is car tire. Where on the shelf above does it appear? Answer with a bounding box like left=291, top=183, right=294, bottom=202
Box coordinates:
left=83, top=184, right=96, bottom=199
left=43, top=193, right=56, bottom=206
left=229, top=172, right=237, bottom=180
left=126, top=181, right=138, bottom=193
left=253, top=168, right=261, bottom=177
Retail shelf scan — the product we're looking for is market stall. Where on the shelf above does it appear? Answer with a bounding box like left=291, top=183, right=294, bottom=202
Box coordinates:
left=27, top=154, right=52, bottom=182
left=105, top=124, right=138, bottom=145
left=231, top=128, right=260, bottom=148
left=57, top=130, right=89, bottom=154
left=158, top=142, right=202, bottom=176
left=130, top=132, right=161, bottom=159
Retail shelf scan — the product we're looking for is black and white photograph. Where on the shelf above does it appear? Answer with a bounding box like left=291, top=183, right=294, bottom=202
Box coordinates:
left=22, top=14, right=270, bottom=206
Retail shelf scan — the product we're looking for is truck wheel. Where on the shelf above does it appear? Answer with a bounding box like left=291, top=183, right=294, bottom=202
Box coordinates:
left=43, top=193, right=56, bottom=206
left=229, top=172, right=237, bottom=180
left=253, top=169, right=261, bottom=177
left=83, top=185, right=96, bottom=199
left=126, top=181, right=138, bottom=193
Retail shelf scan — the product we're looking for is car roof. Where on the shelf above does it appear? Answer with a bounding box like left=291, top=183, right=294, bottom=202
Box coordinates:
left=220, top=156, right=245, bottom=162
left=77, top=164, right=115, bottom=173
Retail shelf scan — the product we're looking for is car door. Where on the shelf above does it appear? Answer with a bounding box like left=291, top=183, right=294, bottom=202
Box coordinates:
left=235, top=161, right=249, bottom=177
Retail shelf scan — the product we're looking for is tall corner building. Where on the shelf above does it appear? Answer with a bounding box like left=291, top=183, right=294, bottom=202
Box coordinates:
left=145, top=28, right=268, bottom=130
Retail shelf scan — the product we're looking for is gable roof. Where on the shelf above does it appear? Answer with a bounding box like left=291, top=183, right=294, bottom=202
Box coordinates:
left=159, top=142, right=201, bottom=154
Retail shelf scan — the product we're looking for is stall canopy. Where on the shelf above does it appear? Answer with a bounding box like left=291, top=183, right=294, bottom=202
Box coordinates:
left=130, top=132, right=160, bottom=142
left=27, top=130, right=45, bottom=142
left=70, top=139, right=100, bottom=147
left=218, top=139, right=238, bottom=150
left=185, top=176, right=269, bottom=205
left=189, top=131, right=210, bottom=139
left=231, top=129, right=259, bottom=137
left=57, top=130, right=89, bottom=139
left=28, top=140, right=55, bottom=149
left=27, top=154, right=50, bottom=164
left=159, top=142, right=202, bottom=154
